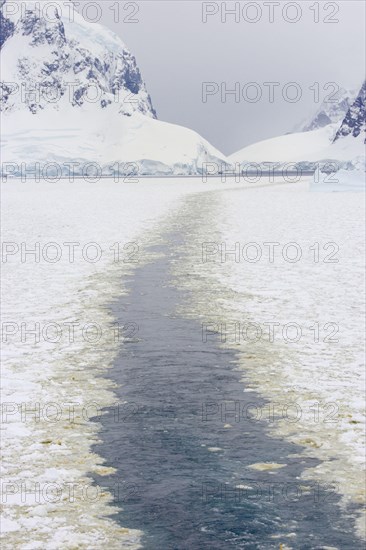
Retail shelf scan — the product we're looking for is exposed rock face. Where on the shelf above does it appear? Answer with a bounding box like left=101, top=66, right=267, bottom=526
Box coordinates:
left=0, top=0, right=156, bottom=117
left=0, top=0, right=15, bottom=48
left=333, top=81, right=366, bottom=144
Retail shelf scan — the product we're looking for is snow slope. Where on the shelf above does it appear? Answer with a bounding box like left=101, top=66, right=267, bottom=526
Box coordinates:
left=230, top=123, right=364, bottom=168
left=0, top=0, right=230, bottom=175
left=1, top=107, right=228, bottom=176
left=230, top=124, right=338, bottom=164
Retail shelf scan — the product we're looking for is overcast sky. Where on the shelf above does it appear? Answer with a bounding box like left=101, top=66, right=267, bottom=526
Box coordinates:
left=75, top=0, right=365, bottom=155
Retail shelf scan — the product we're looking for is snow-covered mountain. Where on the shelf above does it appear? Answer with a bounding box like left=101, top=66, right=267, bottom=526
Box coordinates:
left=230, top=81, right=365, bottom=174
left=333, top=81, right=365, bottom=143
left=0, top=0, right=229, bottom=176
left=298, top=87, right=356, bottom=132
left=0, top=0, right=155, bottom=117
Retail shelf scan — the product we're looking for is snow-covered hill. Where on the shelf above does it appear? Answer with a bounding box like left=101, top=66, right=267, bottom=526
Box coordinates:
left=230, top=81, right=366, bottom=175
left=230, top=124, right=364, bottom=168
left=0, top=0, right=229, bottom=176
left=3, top=107, right=228, bottom=176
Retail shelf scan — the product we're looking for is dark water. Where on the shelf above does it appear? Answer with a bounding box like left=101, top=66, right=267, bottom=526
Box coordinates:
left=93, top=232, right=362, bottom=549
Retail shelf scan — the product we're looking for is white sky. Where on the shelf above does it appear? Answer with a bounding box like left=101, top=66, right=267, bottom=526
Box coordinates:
left=74, top=0, right=365, bottom=155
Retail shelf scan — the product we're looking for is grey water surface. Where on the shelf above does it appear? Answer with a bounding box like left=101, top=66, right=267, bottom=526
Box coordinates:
left=92, top=228, right=362, bottom=550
